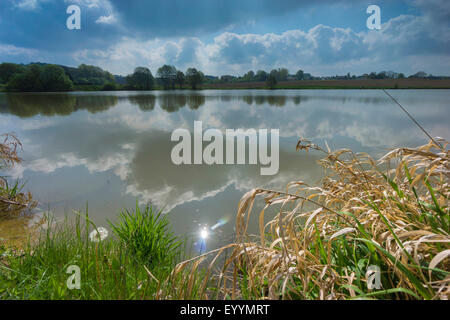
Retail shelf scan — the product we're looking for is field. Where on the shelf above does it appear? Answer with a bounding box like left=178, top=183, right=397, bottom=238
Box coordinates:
left=203, top=79, right=450, bottom=90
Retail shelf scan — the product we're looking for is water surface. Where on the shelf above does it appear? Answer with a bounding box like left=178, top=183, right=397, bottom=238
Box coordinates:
left=1, top=90, right=448, bottom=251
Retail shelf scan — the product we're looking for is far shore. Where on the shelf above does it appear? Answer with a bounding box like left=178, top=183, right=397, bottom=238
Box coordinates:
left=203, top=78, right=450, bottom=90
left=1, top=78, right=450, bottom=93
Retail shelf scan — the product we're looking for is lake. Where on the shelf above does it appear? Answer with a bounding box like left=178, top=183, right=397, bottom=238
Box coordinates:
left=0, top=89, right=448, bottom=252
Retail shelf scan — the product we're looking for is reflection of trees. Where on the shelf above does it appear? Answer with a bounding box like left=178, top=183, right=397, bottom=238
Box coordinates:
left=0, top=95, right=9, bottom=112
left=215, top=94, right=386, bottom=107
left=220, top=95, right=233, bottom=103
left=1, top=94, right=118, bottom=118
left=4, top=94, right=77, bottom=117
left=158, top=94, right=187, bottom=112
left=254, top=95, right=266, bottom=105
left=239, top=95, right=306, bottom=106
left=157, top=94, right=205, bottom=112
left=186, top=94, right=205, bottom=110
left=267, top=95, right=286, bottom=107
left=293, top=96, right=301, bottom=105
left=128, top=95, right=156, bottom=112
left=0, top=91, right=389, bottom=119
left=242, top=95, right=253, bottom=105
left=74, top=95, right=118, bottom=113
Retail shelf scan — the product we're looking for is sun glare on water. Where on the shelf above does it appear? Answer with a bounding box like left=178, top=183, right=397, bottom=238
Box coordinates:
left=199, top=228, right=209, bottom=240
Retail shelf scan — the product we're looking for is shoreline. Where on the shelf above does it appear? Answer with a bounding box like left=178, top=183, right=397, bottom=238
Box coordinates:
left=2, top=79, right=450, bottom=93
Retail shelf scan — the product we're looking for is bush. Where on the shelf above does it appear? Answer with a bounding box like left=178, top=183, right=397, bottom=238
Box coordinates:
left=6, top=64, right=73, bottom=92
left=109, top=205, right=182, bottom=269
left=101, top=82, right=117, bottom=91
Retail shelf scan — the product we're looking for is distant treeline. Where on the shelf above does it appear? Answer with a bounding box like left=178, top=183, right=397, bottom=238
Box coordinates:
left=0, top=62, right=205, bottom=92
left=0, top=61, right=447, bottom=92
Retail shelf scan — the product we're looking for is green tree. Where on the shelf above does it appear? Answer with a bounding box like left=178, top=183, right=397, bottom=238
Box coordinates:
left=295, top=69, right=304, bottom=80
left=267, top=74, right=277, bottom=89
left=74, top=64, right=114, bottom=85
left=376, top=72, right=386, bottom=79
left=0, top=63, right=25, bottom=84
left=6, top=64, right=72, bottom=92
left=157, top=65, right=177, bottom=90
left=126, top=67, right=154, bottom=90
left=269, top=69, right=279, bottom=81
left=40, top=65, right=74, bottom=91
left=256, top=70, right=267, bottom=81
left=102, top=82, right=117, bottom=91
left=243, top=70, right=255, bottom=81
left=7, top=64, right=41, bottom=91
left=278, top=68, right=288, bottom=81
left=270, top=68, right=288, bottom=81
left=175, top=71, right=185, bottom=89
left=186, top=68, right=204, bottom=90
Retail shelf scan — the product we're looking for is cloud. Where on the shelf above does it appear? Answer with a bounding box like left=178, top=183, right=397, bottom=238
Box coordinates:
left=95, top=15, right=117, bottom=24
left=1, top=0, right=449, bottom=76
left=0, top=43, right=38, bottom=56
left=14, top=0, right=41, bottom=10
left=69, top=8, right=449, bottom=76
left=108, top=0, right=348, bottom=38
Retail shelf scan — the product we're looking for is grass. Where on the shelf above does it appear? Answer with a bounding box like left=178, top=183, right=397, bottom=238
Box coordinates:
left=176, top=139, right=449, bottom=300
left=0, top=204, right=201, bottom=300
left=108, top=205, right=182, bottom=270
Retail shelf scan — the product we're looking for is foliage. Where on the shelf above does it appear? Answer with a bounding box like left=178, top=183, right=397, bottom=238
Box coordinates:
left=175, top=71, right=185, bottom=89
left=6, top=64, right=73, bottom=92
left=157, top=65, right=177, bottom=90
left=266, top=74, right=277, bottom=89
left=64, top=64, right=114, bottom=86
left=126, top=67, right=154, bottom=90
left=108, top=205, right=182, bottom=270
left=0, top=63, right=25, bottom=84
left=295, top=69, right=304, bottom=80
left=101, top=82, right=117, bottom=91
left=256, top=70, right=268, bottom=81
left=269, top=68, right=289, bottom=81
left=0, top=209, right=193, bottom=299
left=186, top=68, right=204, bottom=90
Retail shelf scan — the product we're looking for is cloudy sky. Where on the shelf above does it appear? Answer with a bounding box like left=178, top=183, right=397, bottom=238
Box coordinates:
left=0, top=0, right=449, bottom=76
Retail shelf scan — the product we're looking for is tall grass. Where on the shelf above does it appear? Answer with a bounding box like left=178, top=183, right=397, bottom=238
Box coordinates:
left=108, top=205, right=181, bottom=271
left=175, top=139, right=449, bottom=300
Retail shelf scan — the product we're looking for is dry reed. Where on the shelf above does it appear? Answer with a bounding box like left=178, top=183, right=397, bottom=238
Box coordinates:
left=172, top=138, right=449, bottom=300
left=0, top=133, right=36, bottom=218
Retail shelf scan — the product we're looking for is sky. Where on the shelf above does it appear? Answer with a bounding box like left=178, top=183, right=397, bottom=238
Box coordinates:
left=0, top=0, right=449, bottom=76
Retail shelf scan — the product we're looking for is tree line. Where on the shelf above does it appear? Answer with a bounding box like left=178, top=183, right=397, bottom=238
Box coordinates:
left=0, top=63, right=73, bottom=92
left=125, top=65, right=204, bottom=91
left=0, top=62, right=206, bottom=92
left=0, top=61, right=445, bottom=92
